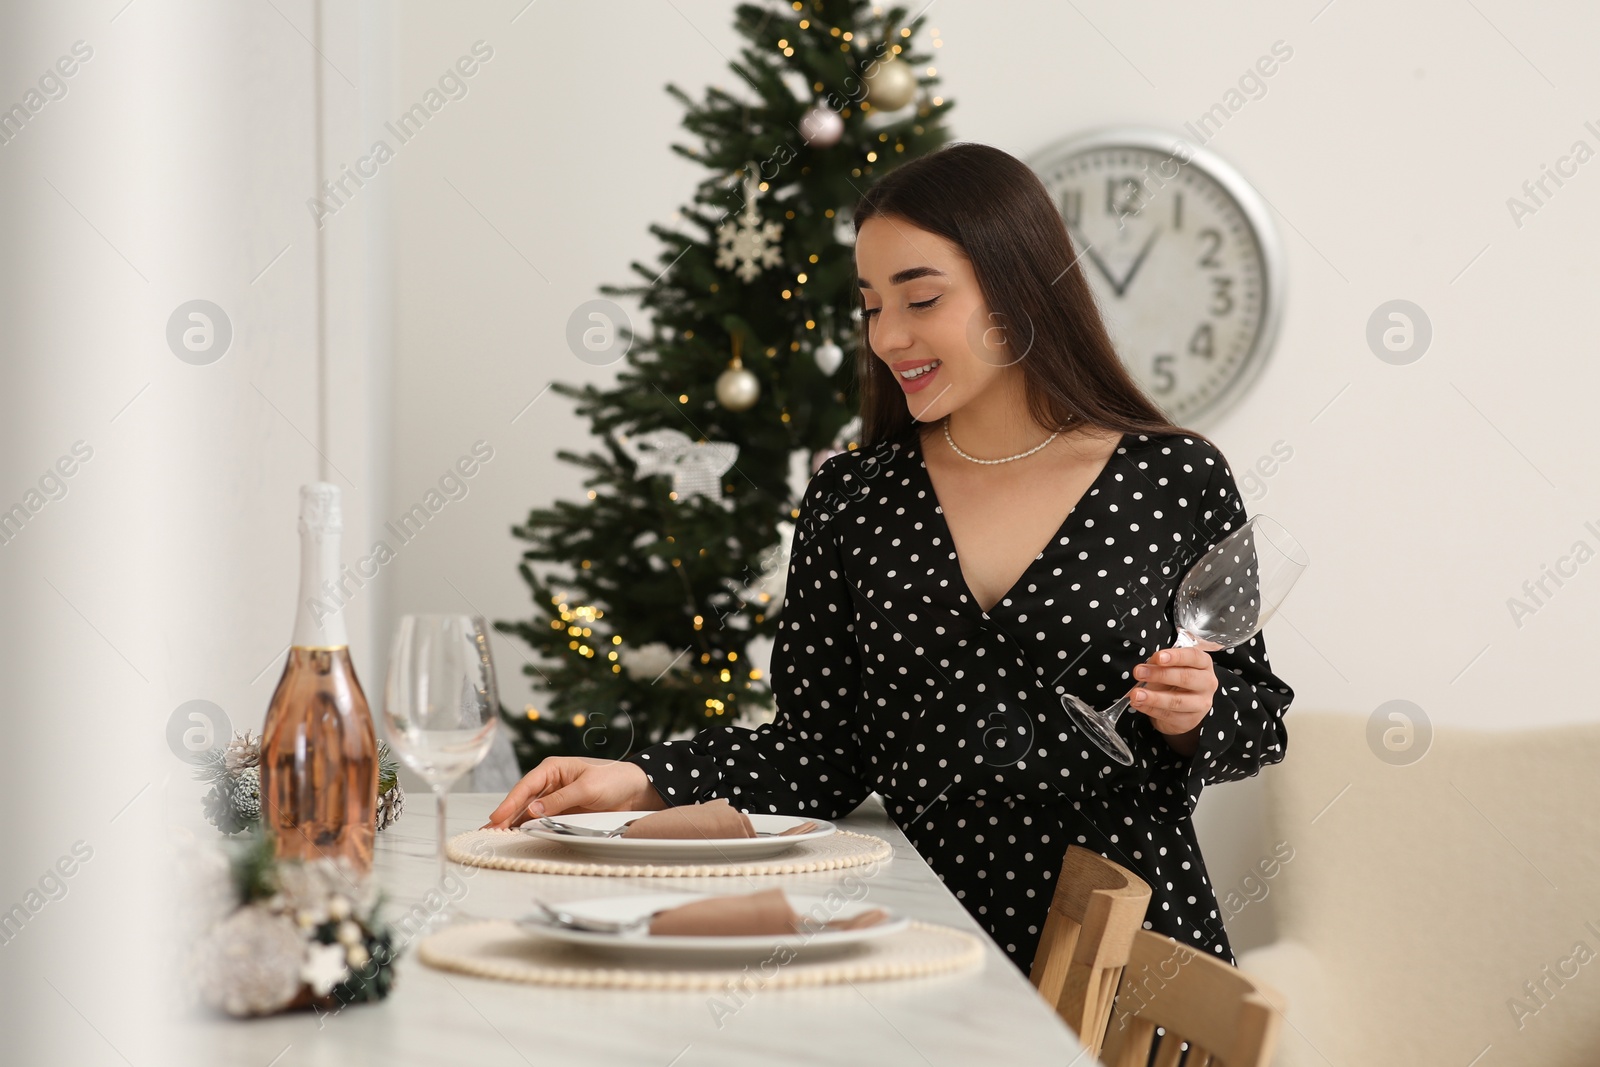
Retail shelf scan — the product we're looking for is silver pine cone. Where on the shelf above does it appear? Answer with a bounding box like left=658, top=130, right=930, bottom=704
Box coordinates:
left=233, top=767, right=262, bottom=822
left=224, top=730, right=261, bottom=775
left=375, top=783, right=405, bottom=832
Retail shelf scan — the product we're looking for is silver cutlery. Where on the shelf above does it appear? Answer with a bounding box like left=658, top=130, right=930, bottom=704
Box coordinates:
left=526, top=898, right=663, bottom=935
left=533, top=815, right=819, bottom=839
left=535, top=816, right=638, bottom=838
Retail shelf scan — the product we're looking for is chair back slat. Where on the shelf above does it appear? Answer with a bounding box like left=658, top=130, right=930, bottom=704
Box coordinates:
left=1112, top=1016, right=1157, bottom=1064
left=1028, top=846, right=1152, bottom=1057
left=1101, top=929, right=1287, bottom=1067
left=1151, top=1036, right=1185, bottom=1067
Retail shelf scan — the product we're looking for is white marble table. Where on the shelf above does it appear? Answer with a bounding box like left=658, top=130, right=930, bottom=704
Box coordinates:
left=184, top=793, right=1095, bottom=1066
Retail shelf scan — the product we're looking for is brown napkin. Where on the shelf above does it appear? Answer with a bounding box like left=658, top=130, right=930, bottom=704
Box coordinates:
left=647, top=887, right=889, bottom=937
left=621, top=797, right=756, bottom=840
left=621, top=799, right=821, bottom=841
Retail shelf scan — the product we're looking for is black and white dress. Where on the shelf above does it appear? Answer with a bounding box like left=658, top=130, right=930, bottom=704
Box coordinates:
left=624, top=423, right=1294, bottom=976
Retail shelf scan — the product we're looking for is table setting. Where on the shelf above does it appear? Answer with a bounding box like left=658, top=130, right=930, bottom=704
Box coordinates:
left=180, top=789, right=1088, bottom=1065
left=172, top=483, right=1090, bottom=1064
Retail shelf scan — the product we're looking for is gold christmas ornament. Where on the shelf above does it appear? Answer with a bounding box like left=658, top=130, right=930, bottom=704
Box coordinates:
left=864, top=56, right=917, bottom=112
left=715, top=334, right=761, bottom=412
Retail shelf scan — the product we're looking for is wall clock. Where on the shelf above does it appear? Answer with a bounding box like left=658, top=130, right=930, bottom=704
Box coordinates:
left=1029, top=127, right=1285, bottom=426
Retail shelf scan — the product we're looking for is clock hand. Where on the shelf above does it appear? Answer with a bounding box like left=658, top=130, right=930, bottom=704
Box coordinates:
left=1079, top=244, right=1125, bottom=295
left=1078, top=230, right=1160, bottom=299
left=1114, top=229, right=1162, bottom=295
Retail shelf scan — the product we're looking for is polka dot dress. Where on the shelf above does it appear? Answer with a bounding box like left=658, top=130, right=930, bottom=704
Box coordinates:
left=625, top=424, right=1294, bottom=977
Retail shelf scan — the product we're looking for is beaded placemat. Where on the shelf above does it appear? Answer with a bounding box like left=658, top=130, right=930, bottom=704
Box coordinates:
left=417, top=918, right=984, bottom=990
left=446, top=827, right=893, bottom=877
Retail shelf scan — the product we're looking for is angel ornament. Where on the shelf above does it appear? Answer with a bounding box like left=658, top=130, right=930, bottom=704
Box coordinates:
left=613, top=427, right=739, bottom=503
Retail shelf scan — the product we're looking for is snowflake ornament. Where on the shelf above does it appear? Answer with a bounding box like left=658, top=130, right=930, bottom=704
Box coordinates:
left=300, top=941, right=351, bottom=998
left=715, top=168, right=784, bottom=282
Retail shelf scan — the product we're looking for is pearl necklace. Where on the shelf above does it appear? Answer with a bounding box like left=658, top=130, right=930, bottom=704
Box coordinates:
left=942, top=414, right=1070, bottom=465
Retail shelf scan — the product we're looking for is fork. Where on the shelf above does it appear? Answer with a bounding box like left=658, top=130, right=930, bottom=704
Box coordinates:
left=534, top=816, right=638, bottom=838
left=535, top=816, right=818, bottom=839
left=526, top=897, right=663, bottom=935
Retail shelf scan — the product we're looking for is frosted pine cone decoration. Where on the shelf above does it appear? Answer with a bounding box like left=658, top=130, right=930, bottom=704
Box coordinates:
left=233, top=767, right=262, bottom=822
left=180, top=840, right=399, bottom=1018
left=223, top=730, right=260, bottom=774
left=189, top=904, right=305, bottom=1017
left=198, top=732, right=404, bottom=834
left=375, top=781, right=405, bottom=831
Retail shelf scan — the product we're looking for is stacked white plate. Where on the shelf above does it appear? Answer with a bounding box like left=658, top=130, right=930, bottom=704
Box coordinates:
left=516, top=891, right=909, bottom=958
left=518, top=810, right=837, bottom=862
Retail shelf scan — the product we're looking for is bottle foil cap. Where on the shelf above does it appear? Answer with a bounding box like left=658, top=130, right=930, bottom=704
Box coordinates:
left=298, top=482, right=343, bottom=534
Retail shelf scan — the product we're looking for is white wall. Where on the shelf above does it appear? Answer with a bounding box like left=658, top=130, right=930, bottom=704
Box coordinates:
left=0, top=0, right=381, bottom=1058
left=380, top=0, right=1600, bottom=954
left=378, top=2, right=727, bottom=719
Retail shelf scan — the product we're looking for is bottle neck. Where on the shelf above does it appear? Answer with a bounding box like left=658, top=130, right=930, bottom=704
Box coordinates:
left=292, top=524, right=348, bottom=648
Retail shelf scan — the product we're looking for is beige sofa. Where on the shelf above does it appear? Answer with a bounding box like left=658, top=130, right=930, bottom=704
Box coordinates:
left=1237, top=712, right=1600, bottom=1067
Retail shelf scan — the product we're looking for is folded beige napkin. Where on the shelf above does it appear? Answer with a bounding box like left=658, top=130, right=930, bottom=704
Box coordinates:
left=621, top=797, right=755, bottom=839
left=619, top=797, right=820, bottom=840
left=647, top=887, right=889, bottom=937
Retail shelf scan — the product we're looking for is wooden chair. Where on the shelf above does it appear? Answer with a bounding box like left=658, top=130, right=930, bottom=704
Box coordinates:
left=1100, top=928, right=1288, bottom=1067
left=1028, top=845, right=1153, bottom=1058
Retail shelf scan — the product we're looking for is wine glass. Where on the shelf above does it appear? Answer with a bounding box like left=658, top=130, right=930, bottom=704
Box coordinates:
left=1060, top=515, right=1309, bottom=767
left=383, top=613, right=500, bottom=925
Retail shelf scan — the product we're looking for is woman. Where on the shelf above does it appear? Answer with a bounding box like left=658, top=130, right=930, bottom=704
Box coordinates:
left=486, top=142, right=1294, bottom=978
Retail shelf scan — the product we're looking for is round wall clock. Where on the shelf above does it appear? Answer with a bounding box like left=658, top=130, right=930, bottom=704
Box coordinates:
left=1029, top=127, right=1285, bottom=426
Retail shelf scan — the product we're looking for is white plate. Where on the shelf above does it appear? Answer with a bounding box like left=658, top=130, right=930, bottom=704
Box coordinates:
left=518, top=810, right=837, bottom=862
left=515, top=891, right=908, bottom=957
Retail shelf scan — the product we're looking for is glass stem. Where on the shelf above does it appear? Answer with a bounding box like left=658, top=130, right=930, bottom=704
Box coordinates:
left=1108, top=629, right=1200, bottom=726
left=435, top=784, right=449, bottom=891
left=1102, top=692, right=1135, bottom=728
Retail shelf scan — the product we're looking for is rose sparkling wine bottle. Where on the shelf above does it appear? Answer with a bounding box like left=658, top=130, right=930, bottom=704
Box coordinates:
left=260, top=483, right=378, bottom=875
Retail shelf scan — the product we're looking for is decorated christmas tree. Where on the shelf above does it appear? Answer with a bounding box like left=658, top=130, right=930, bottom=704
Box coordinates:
left=496, top=1, right=954, bottom=768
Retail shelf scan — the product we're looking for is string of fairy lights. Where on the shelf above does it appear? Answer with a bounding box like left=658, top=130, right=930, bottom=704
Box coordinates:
left=524, top=594, right=766, bottom=726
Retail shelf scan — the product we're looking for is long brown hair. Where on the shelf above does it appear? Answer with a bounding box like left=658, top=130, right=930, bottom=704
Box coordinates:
left=851, top=141, right=1210, bottom=451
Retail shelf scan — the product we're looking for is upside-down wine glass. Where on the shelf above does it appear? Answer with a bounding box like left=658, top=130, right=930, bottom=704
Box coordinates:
left=1059, top=514, right=1309, bottom=767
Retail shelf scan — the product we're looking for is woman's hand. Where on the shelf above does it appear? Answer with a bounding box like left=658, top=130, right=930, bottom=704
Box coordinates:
left=1127, top=646, right=1219, bottom=756
left=481, top=756, right=668, bottom=829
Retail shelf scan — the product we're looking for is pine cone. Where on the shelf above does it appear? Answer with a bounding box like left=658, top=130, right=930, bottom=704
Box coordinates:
left=202, top=783, right=251, bottom=835
left=375, top=783, right=405, bottom=832
left=224, top=730, right=261, bottom=775
left=233, top=767, right=262, bottom=822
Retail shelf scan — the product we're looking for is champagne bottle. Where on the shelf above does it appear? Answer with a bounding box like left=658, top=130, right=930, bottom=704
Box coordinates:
left=260, top=483, right=378, bottom=875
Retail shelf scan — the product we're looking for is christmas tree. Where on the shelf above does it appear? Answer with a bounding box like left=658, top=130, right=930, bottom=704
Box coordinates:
left=496, top=0, right=954, bottom=768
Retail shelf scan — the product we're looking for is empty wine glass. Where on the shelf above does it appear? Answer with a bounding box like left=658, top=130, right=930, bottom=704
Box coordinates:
left=1061, top=515, right=1308, bottom=767
left=383, top=613, right=500, bottom=925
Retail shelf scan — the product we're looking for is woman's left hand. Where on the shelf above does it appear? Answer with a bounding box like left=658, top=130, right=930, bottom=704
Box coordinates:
left=1128, top=646, right=1218, bottom=738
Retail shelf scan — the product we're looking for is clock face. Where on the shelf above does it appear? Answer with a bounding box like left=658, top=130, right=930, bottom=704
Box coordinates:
left=1032, top=132, right=1282, bottom=425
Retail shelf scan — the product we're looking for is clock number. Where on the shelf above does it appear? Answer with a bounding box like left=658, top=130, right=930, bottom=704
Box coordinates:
left=1210, top=277, right=1234, bottom=316
left=1196, top=228, right=1223, bottom=269
left=1172, top=191, right=1184, bottom=231
left=1151, top=353, right=1176, bottom=394
left=1060, top=188, right=1082, bottom=228
left=1106, top=176, right=1144, bottom=219
left=1189, top=322, right=1215, bottom=359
